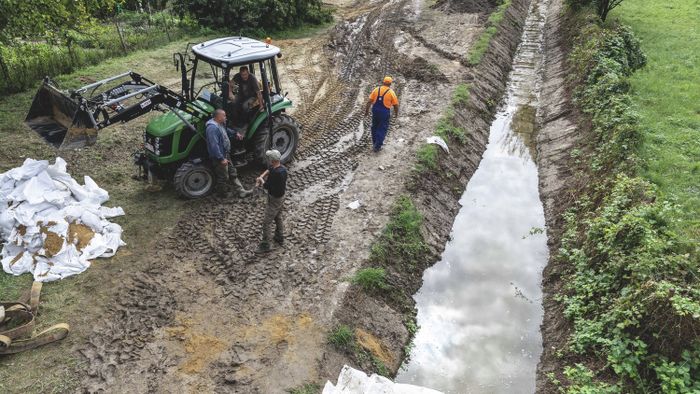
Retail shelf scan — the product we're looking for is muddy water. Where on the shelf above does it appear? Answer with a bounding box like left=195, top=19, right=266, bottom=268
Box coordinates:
left=395, top=0, right=549, bottom=393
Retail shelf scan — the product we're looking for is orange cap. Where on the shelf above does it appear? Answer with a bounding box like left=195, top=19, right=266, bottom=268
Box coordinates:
left=383, top=76, right=393, bottom=84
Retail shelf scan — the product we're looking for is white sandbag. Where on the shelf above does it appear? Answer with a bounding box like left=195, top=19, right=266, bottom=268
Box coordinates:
left=426, top=136, right=449, bottom=153
left=47, top=157, right=67, bottom=175
left=83, top=176, right=109, bottom=205
left=22, top=171, right=55, bottom=204
left=0, top=157, right=126, bottom=282
left=100, top=206, right=126, bottom=218
left=4, top=158, right=48, bottom=182
left=79, top=209, right=104, bottom=231
left=323, top=365, right=444, bottom=394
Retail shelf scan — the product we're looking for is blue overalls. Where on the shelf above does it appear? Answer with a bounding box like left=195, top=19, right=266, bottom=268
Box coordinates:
left=371, top=86, right=392, bottom=152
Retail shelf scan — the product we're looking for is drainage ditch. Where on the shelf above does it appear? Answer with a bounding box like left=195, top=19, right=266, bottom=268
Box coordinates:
left=396, top=0, right=550, bottom=392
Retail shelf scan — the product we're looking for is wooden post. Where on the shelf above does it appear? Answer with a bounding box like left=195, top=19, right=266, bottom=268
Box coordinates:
left=115, top=20, right=128, bottom=54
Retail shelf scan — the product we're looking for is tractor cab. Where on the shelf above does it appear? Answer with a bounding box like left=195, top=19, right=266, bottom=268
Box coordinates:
left=175, top=37, right=287, bottom=131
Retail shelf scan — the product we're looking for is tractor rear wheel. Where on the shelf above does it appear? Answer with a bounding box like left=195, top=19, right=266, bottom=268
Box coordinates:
left=174, top=161, right=215, bottom=199
left=254, top=114, right=300, bottom=166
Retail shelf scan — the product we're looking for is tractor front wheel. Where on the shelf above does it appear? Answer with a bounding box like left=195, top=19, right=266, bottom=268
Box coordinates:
left=174, top=161, right=215, bottom=199
left=254, top=114, right=300, bottom=166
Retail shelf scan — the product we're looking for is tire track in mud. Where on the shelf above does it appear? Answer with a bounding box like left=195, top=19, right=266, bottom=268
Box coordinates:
left=78, top=0, right=457, bottom=391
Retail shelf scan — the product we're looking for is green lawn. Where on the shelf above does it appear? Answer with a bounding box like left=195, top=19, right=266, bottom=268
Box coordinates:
left=612, top=0, right=700, bottom=242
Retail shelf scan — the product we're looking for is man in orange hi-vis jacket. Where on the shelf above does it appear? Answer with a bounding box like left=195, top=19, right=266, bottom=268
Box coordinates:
left=364, top=76, right=399, bottom=152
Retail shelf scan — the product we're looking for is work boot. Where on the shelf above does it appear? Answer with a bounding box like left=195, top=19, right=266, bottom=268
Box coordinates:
left=273, top=235, right=284, bottom=246
left=232, top=179, right=253, bottom=198
left=255, top=241, right=271, bottom=254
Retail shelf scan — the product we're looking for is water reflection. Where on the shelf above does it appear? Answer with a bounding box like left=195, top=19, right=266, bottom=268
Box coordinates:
left=395, top=0, right=549, bottom=392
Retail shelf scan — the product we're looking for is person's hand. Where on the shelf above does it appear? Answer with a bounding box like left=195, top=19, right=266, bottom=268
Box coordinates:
left=220, top=159, right=229, bottom=166
left=256, top=176, right=264, bottom=187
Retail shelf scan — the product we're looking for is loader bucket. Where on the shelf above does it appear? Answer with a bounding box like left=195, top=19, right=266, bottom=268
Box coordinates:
left=25, top=82, right=97, bottom=150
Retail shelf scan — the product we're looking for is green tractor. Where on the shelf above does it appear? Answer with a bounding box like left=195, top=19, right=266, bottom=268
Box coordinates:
left=25, top=37, right=301, bottom=198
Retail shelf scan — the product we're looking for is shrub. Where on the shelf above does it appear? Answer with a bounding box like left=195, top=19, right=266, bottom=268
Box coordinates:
left=174, top=0, right=332, bottom=34
left=555, top=11, right=699, bottom=392
left=0, top=17, right=194, bottom=94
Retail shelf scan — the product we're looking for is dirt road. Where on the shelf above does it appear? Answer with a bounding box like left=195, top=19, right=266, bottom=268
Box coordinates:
left=75, top=0, right=490, bottom=392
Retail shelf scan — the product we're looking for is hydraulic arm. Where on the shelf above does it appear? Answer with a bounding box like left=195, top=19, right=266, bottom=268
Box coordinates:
left=25, top=72, right=200, bottom=149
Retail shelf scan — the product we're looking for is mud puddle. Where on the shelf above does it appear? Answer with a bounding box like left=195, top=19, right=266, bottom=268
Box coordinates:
left=396, top=0, right=550, bottom=392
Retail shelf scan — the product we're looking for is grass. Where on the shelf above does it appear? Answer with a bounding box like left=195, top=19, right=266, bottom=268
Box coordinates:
left=613, top=0, right=700, bottom=242
left=370, top=354, right=390, bottom=377
left=287, top=383, right=321, bottom=394
left=401, top=315, right=419, bottom=363
left=413, top=83, right=471, bottom=173
left=451, top=83, right=471, bottom=106
left=272, top=20, right=335, bottom=40
left=351, top=268, right=388, bottom=292
left=328, top=324, right=354, bottom=351
left=435, top=107, right=466, bottom=143
left=369, top=195, right=428, bottom=268
left=415, top=144, right=440, bottom=172
left=468, top=0, right=512, bottom=65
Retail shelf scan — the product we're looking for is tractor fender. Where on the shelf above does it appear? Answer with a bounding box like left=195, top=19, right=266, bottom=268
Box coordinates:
left=246, top=99, right=294, bottom=139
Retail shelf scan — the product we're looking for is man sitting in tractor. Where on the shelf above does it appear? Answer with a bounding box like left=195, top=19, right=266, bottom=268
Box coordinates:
left=228, top=66, right=263, bottom=127
left=205, top=109, right=253, bottom=198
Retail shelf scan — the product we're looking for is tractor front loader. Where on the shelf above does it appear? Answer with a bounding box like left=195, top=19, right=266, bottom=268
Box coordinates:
left=26, top=72, right=196, bottom=150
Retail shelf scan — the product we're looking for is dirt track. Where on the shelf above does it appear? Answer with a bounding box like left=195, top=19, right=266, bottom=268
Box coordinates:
left=76, top=1, right=492, bottom=392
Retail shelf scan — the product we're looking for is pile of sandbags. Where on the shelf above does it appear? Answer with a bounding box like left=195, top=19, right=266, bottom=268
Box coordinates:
left=0, top=158, right=125, bottom=282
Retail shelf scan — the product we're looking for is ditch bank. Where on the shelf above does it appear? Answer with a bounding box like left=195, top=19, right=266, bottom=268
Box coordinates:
left=535, top=0, right=699, bottom=391
left=320, top=0, right=534, bottom=380
left=534, top=0, right=583, bottom=390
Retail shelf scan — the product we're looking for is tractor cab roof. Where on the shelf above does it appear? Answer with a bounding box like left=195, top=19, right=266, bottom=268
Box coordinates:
left=192, top=37, right=281, bottom=69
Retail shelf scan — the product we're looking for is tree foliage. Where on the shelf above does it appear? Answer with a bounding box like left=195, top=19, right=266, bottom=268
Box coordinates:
left=173, top=0, right=331, bottom=33
left=0, top=0, right=119, bottom=44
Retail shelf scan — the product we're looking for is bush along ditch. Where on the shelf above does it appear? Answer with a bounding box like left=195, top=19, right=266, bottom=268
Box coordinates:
left=550, top=9, right=700, bottom=392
